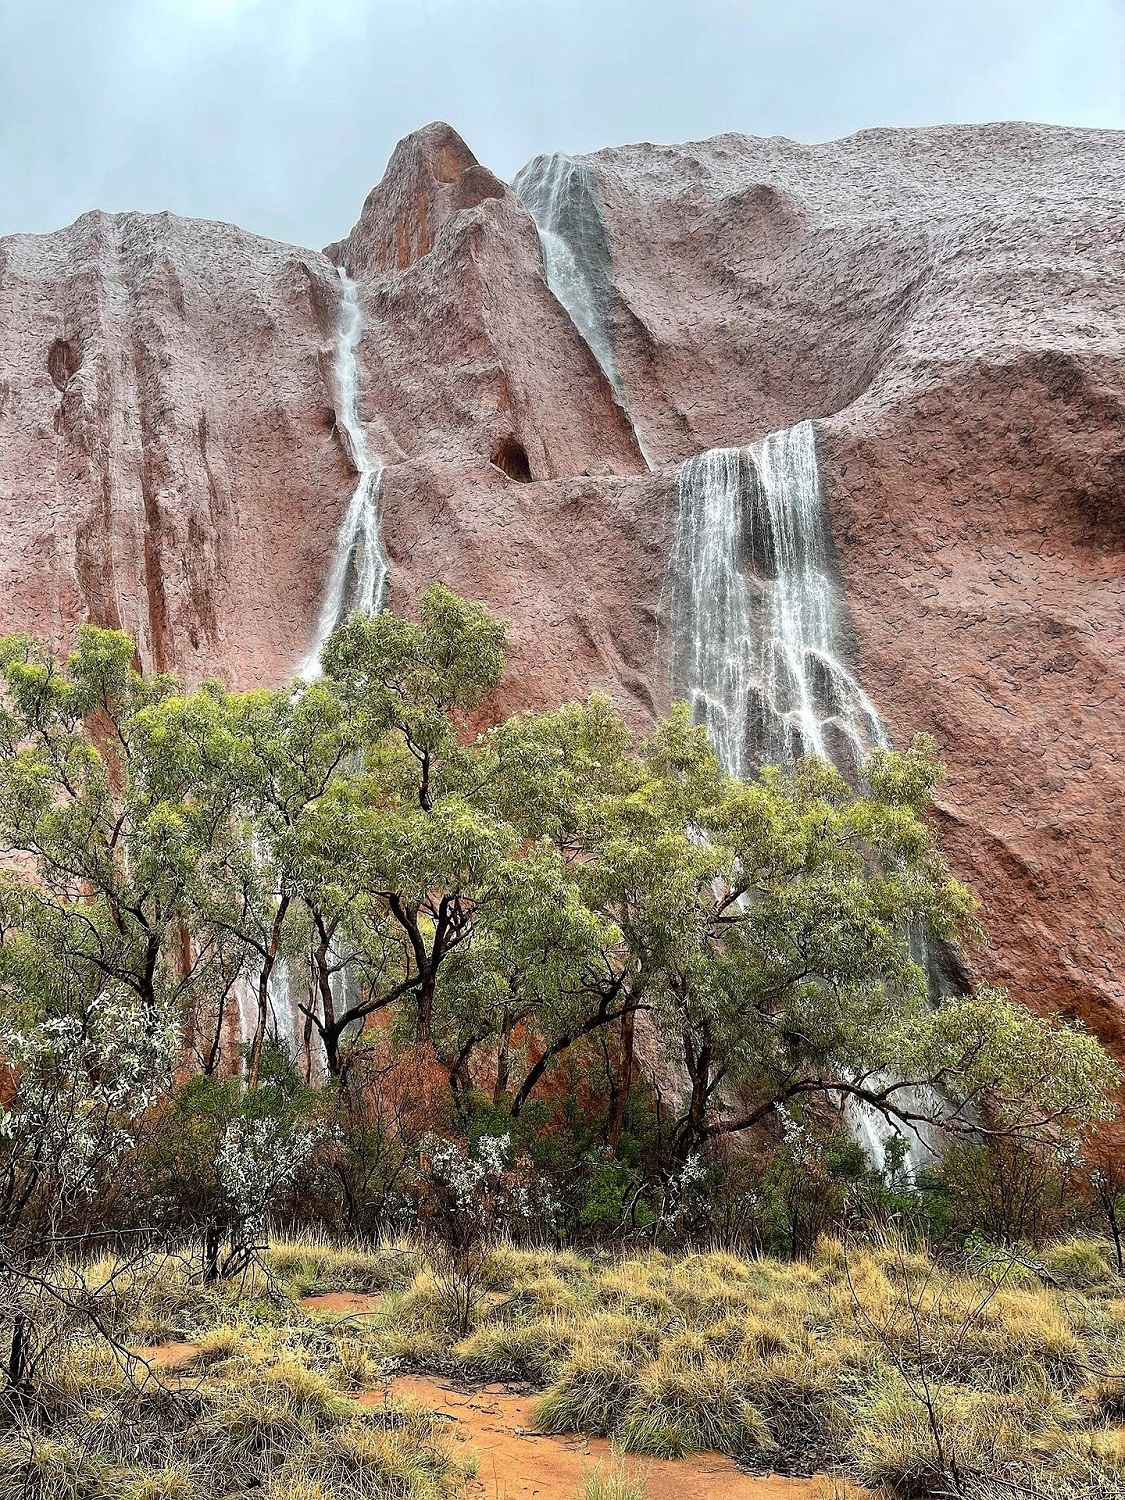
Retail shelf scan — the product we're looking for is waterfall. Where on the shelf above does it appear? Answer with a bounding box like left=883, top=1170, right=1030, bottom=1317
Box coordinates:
left=300, top=269, right=388, bottom=680
left=249, top=270, right=390, bottom=1072
left=514, top=152, right=651, bottom=467
left=270, top=958, right=295, bottom=1055
left=671, top=421, right=938, bottom=1172
left=671, top=421, right=885, bottom=781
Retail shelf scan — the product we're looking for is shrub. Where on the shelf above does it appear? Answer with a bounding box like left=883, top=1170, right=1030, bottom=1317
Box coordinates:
left=1043, top=1237, right=1115, bottom=1288
left=580, top=1454, right=647, bottom=1500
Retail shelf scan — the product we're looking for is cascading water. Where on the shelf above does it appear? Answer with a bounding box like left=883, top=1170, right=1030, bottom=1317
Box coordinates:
left=514, top=152, right=651, bottom=467
left=300, top=269, right=388, bottom=680
left=239, top=271, right=390, bottom=1072
left=671, top=421, right=885, bottom=781
left=671, top=420, right=935, bottom=1170
left=270, top=960, right=296, bottom=1055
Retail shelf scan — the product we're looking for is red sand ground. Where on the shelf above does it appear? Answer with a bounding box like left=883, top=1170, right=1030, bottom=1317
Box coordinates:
left=371, top=1374, right=853, bottom=1500
left=137, top=1326, right=855, bottom=1497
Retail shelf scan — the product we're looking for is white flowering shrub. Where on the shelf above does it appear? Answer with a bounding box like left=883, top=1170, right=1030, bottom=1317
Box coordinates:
left=413, top=1132, right=532, bottom=1334
left=0, top=991, right=178, bottom=1240
left=0, top=988, right=178, bottom=1395
left=209, top=1110, right=318, bottom=1279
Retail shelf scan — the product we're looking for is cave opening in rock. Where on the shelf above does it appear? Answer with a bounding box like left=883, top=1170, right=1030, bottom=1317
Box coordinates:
left=47, top=337, right=81, bottom=392
left=491, top=435, right=533, bottom=482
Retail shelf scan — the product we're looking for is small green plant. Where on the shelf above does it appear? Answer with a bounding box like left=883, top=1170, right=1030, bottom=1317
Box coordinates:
left=1043, top=1237, right=1114, bottom=1288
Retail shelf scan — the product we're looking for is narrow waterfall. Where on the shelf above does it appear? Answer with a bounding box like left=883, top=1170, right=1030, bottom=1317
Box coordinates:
left=242, top=271, right=390, bottom=1073
left=670, top=421, right=885, bottom=781
left=300, top=269, right=388, bottom=680
left=671, top=421, right=934, bottom=1170
left=513, top=152, right=651, bottom=466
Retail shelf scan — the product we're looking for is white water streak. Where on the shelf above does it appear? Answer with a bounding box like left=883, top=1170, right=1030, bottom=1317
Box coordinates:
left=514, top=152, right=652, bottom=468
left=671, top=421, right=884, bottom=780
left=672, top=421, right=939, bottom=1171
left=301, top=269, right=388, bottom=679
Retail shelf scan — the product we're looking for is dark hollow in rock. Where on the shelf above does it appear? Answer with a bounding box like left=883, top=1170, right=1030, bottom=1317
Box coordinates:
left=47, top=336, right=81, bottom=392
left=491, top=435, right=534, bottom=482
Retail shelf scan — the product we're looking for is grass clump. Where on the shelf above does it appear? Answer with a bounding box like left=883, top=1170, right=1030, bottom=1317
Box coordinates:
left=580, top=1452, right=648, bottom=1500
left=15, top=1233, right=1125, bottom=1498
left=265, top=1235, right=420, bottom=1299
left=0, top=1336, right=467, bottom=1500
left=619, top=1347, right=772, bottom=1459
left=454, top=1313, right=572, bottom=1383
left=1042, top=1236, right=1116, bottom=1288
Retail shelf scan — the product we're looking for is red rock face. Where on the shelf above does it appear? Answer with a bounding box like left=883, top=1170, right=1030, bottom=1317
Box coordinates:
left=825, top=372, right=1125, bottom=1045
left=0, top=208, right=350, bottom=684
left=0, top=120, right=1121, bottom=1047
left=579, top=123, right=1125, bottom=1043
left=329, top=125, right=645, bottom=483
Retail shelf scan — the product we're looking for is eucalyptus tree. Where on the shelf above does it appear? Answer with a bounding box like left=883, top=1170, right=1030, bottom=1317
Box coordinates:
left=0, top=628, right=237, bottom=1038
left=0, top=599, right=1113, bottom=1243
left=561, top=716, right=1116, bottom=1162
left=316, top=600, right=1116, bottom=1150
left=140, top=677, right=363, bottom=1083
left=321, top=605, right=647, bottom=1106
left=0, top=629, right=194, bottom=1391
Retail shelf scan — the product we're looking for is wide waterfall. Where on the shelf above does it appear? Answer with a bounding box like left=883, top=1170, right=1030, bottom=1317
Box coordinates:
left=671, top=420, right=936, bottom=1171
left=670, top=421, right=885, bottom=781
left=514, top=152, right=651, bottom=466
left=300, top=269, right=388, bottom=680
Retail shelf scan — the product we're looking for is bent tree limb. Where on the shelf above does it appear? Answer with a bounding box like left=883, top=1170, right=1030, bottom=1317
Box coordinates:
left=510, top=986, right=646, bottom=1117
left=689, top=1070, right=1074, bottom=1159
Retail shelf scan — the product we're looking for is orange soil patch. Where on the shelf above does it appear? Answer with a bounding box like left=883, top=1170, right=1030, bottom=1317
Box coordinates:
left=300, top=1291, right=383, bottom=1316
left=136, top=1339, right=201, bottom=1370
left=368, top=1375, right=854, bottom=1500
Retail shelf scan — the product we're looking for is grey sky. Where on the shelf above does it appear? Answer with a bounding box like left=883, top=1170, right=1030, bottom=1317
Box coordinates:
left=2, top=0, right=1123, bottom=249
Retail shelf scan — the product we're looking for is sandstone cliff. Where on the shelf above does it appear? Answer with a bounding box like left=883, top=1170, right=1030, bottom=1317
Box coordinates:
left=0, top=120, right=1121, bottom=1047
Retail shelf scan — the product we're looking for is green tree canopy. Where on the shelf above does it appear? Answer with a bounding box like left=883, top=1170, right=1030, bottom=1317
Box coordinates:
left=0, top=589, right=1114, bottom=1195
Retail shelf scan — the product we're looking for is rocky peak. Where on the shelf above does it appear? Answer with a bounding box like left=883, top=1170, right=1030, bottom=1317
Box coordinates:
left=331, top=121, right=509, bottom=279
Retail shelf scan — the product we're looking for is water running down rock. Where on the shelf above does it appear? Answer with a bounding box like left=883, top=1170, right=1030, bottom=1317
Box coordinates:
left=670, top=421, right=940, bottom=1169
left=301, top=270, right=388, bottom=680
left=270, top=272, right=390, bottom=1060
left=671, top=421, right=884, bottom=781
left=514, top=151, right=653, bottom=468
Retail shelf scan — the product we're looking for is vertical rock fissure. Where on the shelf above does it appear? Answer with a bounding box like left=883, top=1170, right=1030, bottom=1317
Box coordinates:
left=134, top=349, right=172, bottom=675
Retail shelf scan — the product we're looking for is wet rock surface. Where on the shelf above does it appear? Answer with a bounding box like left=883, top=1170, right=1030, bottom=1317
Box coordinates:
left=1, top=120, right=1122, bottom=1043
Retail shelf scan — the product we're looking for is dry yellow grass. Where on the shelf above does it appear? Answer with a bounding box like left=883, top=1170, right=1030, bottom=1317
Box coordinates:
left=11, top=1232, right=1125, bottom=1499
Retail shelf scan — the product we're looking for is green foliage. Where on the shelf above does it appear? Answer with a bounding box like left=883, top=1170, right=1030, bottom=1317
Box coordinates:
left=0, top=591, right=1118, bottom=1361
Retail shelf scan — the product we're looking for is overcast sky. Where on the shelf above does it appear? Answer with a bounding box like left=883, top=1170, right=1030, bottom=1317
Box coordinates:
left=2, top=0, right=1122, bottom=249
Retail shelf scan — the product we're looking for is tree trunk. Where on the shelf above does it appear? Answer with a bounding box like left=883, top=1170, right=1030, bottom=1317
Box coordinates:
left=312, top=930, right=341, bottom=1075
left=606, top=1007, right=636, bottom=1154
left=248, top=898, right=290, bottom=1089
left=493, top=1007, right=512, bottom=1105
left=202, top=1223, right=222, bottom=1284
left=6, top=1312, right=28, bottom=1393
left=674, top=1029, right=712, bottom=1165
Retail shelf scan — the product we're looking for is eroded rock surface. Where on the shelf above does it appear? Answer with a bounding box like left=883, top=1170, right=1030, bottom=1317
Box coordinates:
left=0, top=209, right=348, bottom=683
left=0, top=120, right=1122, bottom=1044
left=570, top=123, right=1125, bottom=1042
